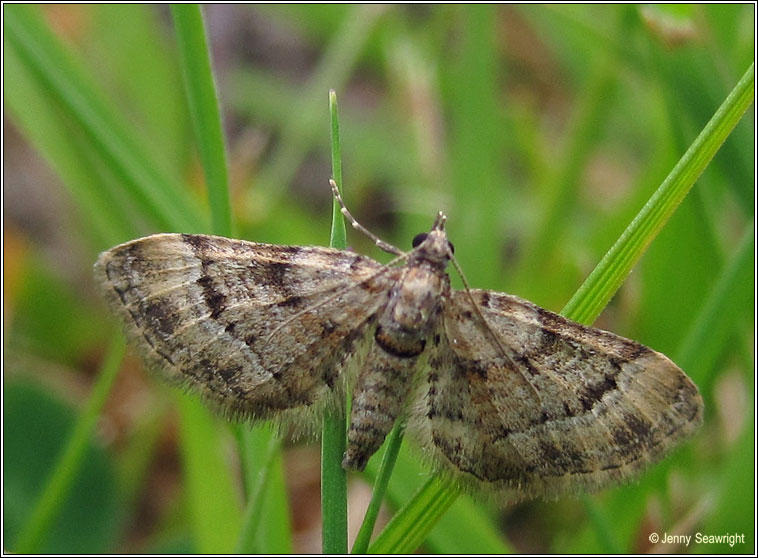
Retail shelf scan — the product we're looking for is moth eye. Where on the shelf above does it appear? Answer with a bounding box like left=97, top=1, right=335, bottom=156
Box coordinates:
left=412, top=233, right=428, bottom=248
left=447, top=241, right=455, bottom=254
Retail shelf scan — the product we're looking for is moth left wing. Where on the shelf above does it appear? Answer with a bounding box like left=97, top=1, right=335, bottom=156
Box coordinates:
left=95, top=233, right=399, bottom=422
left=407, top=289, right=703, bottom=500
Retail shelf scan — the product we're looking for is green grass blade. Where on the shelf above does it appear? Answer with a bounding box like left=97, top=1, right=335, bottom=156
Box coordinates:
left=368, top=477, right=459, bottom=554
left=252, top=445, right=294, bottom=553
left=171, top=4, right=233, bottom=238
left=4, top=33, right=132, bottom=247
left=447, top=5, right=501, bottom=288
left=562, top=62, right=754, bottom=325
left=175, top=394, right=242, bottom=553
left=14, top=334, right=125, bottom=553
left=351, top=423, right=406, bottom=554
left=88, top=5, right=191, bottom=177
left=4, top=5, right=206, bottom=234
left=364, top=444, right=512, bottom=553
left=234, top=428, right=283, bottom=553
left=321, top=411, right=348, bottom=554
left=328, top=90, right=347, bottom=251
left=322, top=89, right=348, bottom=554
left=367, top=60, right=754, bottom=557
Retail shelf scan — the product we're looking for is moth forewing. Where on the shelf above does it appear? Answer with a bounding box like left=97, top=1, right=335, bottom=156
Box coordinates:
left=94, top=233, right=394, bottom=432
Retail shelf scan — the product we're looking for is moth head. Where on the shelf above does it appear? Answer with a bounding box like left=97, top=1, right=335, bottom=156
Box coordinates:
left=410, top=211, right=454, bottom=265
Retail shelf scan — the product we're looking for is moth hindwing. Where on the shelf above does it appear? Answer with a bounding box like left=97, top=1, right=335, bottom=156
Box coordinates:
left=94, top=215, right=703, bottom=501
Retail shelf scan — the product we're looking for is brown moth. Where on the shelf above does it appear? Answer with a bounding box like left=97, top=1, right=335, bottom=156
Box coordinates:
left=93, top=181, right=703, bottom=501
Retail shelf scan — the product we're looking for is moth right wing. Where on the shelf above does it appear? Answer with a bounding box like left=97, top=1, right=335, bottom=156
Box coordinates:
left=94, top=233, right=400, bottom=422
left=408, top=289, right=703, bottom=500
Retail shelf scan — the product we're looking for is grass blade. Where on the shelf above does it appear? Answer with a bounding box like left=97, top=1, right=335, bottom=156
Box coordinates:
left=4, top=5, right=206, bottom=234
left=368, top=477, right=459, bottom=554
left=4, top=31, right=133, bottom=247
left=234, top=428, right=283, bottom=552
left=351, top=423, right=406, bottom=554
left=447, top=5, right=501, bottom=288
left=171, top=4, right=233, bottom=238
left=321, top=89, right=348, bottom=554
left=364, top=444, right=512, bottom=553
left=175, top=394, right=242, bottom=553
left=328, top=90, right=347, bottom=251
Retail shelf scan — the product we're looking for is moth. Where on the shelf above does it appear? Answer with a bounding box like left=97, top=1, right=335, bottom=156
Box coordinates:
left=94, top=181, right=703, bottom=500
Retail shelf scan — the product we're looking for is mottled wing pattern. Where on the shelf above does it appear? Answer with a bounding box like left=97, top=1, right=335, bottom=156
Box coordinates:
left=408, top=289, right=703, bottom=500
left=94, top=233, right=398, bottom=423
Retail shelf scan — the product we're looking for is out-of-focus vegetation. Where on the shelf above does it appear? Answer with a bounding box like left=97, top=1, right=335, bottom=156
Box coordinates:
left=3, top=4, right=753, bottom=554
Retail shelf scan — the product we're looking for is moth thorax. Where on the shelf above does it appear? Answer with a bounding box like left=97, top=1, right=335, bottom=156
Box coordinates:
left=388, top=268, right=444, bottom=332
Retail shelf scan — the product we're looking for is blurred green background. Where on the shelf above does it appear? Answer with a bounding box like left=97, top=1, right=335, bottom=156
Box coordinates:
left=3, top=4, right=754, bottom=554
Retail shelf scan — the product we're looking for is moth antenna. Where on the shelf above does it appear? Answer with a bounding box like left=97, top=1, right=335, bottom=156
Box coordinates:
left=449, top=254, right=544, bottom=405
left=329, top=179, right=404, bottom=256
left=264, top=251, right=411, bottom=344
